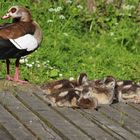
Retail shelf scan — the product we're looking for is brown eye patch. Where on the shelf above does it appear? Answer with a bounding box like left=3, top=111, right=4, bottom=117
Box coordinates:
left=10, top=8, right=17, bottom=13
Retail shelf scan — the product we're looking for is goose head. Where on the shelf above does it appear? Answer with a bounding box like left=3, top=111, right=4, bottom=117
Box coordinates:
left=2, top=6, right=32, bottom=22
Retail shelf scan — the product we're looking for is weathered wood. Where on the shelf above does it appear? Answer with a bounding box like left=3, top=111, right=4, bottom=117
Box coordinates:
left=0, top=91, right=62, bottom=140
left=0, top=80, right=140, bottom=140
left=34, top=88, right=140, bottom=140
left=79, top=109, right=139, bottom=140
left=0, top=104, right=35, bottom=140
left=54, top=107, right=115, bottom=140
left=34, top=90, right=118, bottom=140
left=128, top=103, right=140, bottom=111
left=16, top=91, right=91, bottom=140
left=99, top=105, right=140, bottom=139
left=111, top=103, right=140, bottom=123
left=0, top=124, right=14, bottom=140
left=36, top=86, right=140, bottom=139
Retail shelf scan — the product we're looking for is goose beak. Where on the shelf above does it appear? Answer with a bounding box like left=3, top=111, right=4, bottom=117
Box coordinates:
left=2, top=13, right=11, bottom=19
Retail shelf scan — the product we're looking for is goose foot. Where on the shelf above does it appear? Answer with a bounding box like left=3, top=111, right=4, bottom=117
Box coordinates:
left=6, top=75, right=28, bottom=84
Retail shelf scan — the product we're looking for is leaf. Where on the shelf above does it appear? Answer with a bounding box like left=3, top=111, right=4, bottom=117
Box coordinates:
left=49, top=69, right=59, bottom=78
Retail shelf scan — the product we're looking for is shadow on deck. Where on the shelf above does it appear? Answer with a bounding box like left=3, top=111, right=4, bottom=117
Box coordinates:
left=0, top=80, right=140, bottom=140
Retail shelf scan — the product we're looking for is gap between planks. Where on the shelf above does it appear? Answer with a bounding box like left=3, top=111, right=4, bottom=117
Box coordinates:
left=0, top=91, right=62, bottom=140
left=33, top=90, right=140, bottom=140
left=15, top=91, right=92, bottom=140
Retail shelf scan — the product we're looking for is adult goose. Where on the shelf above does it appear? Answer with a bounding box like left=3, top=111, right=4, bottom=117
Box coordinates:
left=0, top=6, right=43, bottom=83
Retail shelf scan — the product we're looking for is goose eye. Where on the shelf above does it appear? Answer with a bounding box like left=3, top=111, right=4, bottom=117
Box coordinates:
left=11, top=8, right=17, bottom=13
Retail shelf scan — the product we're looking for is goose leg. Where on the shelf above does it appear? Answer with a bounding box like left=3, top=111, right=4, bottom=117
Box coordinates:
left=13, top=58, right=28, bottom=83
left=14, top=58, right=20, bottom=80
left=6, top=58, right=27, bottom=83
left=6, top=59, right=12, bottom=80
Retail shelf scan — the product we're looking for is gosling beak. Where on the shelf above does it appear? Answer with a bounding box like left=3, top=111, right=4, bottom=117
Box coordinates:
left=2, top=13, right=11, bottom=19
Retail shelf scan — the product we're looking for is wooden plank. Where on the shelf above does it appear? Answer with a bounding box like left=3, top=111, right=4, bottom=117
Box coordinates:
left=0, top=124, right=14, bottom=140
left=54, top=107, right=115, bottom=140
left=0, top=91, right=62, bottom=140
left=33, top=90, right=119, bottom=140
left=99, top=105, right=140, bottom=139
left=111, top=103, right=140, bottom=123
left=128, top=103, right=140, bottom=111
left=0, top=104, right=35, bottom=140
left=79, top=109, right=139, bottom=140
left=34, top=88, right=140, bottom=140
left=16, top=91, right=91, bottom=140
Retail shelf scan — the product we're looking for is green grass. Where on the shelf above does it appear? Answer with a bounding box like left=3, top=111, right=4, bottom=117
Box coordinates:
left=0, top=0, right=140, bottom=84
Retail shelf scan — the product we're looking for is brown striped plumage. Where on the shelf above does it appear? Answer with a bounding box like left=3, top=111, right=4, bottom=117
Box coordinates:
left=115, top=80, right=140, bottom=103
left=42, top=73, right=140, bottom=109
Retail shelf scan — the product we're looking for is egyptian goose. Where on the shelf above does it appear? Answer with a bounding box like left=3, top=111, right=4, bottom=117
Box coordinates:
left=0, top=6, right=42, bottom=83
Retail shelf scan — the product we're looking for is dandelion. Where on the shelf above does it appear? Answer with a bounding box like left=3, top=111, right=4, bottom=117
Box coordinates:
left=47, top=19, right=53, bottom=23
left=49, top=7, right=63, bottom=13
left=59, top=15, right=65, bottom=20
left=36, top=64, right=41, bottom=68
left=32, top=62, right=35, bottom=65
left=25, top=59, right=28, bottom=63
left=48, top=8, right=55, bottom=12
left=65, top=0, right=72, bottom=4
left=26, top=63, right=33, bottom=68
left=59, top=73, right=63, bottom=77
left=49, top=66, right=53, bottom=70
left=69, top=77, right=74, bottom=81
left=19, top=59, right=25, bottom=64
left=19, top=58, right=28, bottom=64
left=36, top=60, right=40, bottom=63
left=47, top=60, right=50, bottom=63
left=77, top=5, right=83, bottom=9
left=55, top=6, right=63, bottom=12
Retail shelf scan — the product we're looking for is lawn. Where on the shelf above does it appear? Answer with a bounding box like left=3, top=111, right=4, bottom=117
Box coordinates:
left=0, top=0, right=140, bottom=84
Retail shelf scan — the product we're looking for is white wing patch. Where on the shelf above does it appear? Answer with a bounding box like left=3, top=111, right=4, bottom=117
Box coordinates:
left=9, top=34, right=38, bottom=51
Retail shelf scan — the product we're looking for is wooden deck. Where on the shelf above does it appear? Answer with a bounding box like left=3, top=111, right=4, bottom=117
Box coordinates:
left=0, top=80, right=140, bottom=140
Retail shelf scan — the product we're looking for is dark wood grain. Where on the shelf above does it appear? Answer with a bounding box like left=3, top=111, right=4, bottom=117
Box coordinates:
left=0, top=80, right=140, bottom=140
left=0, top=91, right=62, bottom=140
left=16, top=91, right=91, bottom=140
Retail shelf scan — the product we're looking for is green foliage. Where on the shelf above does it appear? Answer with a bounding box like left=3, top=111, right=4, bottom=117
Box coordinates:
left=0, top=0, right=140, bottom=84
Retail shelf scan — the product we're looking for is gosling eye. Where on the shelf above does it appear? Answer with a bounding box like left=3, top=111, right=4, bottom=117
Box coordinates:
left=10, top=8, right=17, bottom=13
